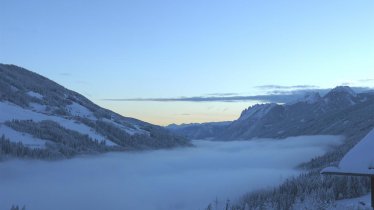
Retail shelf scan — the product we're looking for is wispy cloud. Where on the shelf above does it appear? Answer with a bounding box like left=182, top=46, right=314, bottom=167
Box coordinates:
left=358, top=79, right=374, bottom=83
left=340, top=82, right=351, bottom=86
left=60, top=72, right=71, bottom=76
left=205, top=93, right=239, bottom=97
left=103, top=94, right=300, bottom=103
left=255, top=85, right=318, bottom=90
left=178, top=113, right=192, bottom=116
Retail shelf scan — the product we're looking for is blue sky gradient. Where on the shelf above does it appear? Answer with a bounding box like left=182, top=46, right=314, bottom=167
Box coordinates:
left=1, top=0, right=373, bottom=125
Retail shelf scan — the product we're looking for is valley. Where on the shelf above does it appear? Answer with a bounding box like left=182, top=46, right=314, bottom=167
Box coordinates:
left=0, top=137, right=341, bottom=210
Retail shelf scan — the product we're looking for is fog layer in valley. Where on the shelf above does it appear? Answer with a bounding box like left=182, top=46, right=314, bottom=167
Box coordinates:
left=0, top=136, right=342, bottom=210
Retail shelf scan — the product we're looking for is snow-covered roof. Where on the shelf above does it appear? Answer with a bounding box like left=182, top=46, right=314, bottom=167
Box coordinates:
left=321, top=128, right=374, bottom=176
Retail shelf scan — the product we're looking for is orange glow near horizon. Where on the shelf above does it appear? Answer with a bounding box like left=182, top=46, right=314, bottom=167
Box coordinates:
left=95, top=100, right=258, bottom=126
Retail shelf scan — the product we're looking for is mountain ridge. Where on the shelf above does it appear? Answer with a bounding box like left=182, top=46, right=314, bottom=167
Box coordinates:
left=167, top=86, right=374, bottom=140
left=0, top=64, right=190, bottom=159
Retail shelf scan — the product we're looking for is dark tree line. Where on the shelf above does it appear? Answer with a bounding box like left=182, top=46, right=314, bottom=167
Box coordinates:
left=1, top=119, right=190, bottom=160
left=3, top=120, right=110, bottom=158
left=10, top=205, right=25, bottom=210
left=92, top=120, right=190, bottom=149
left=0, top=135, right=62, bottom=160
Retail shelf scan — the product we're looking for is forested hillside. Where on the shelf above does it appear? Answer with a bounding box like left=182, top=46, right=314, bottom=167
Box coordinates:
left=0, top=64, right=190, bottom=160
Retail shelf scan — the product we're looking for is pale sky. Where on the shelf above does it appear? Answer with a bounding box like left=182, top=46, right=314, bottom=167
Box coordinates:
left=1, top=0, right=373, bottom=125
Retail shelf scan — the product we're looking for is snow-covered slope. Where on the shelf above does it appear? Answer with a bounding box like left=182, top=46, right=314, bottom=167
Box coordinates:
left=0, top=64, right=190, bottom=159
left=66, top=102, right=96, bottom=120
left=0, top=124, right=48, bottom=148
left=0, top=101, right=113, bottom=145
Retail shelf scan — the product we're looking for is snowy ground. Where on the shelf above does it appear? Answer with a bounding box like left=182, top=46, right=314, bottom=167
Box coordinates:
left=332, top=194, right=372, bottom=210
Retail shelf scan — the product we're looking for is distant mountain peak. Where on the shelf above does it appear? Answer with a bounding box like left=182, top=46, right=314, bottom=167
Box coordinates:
left=302, top=92, right=322, bottom=104
left=288, top=92, right=322, bottom=105
left=323, top=86, right=358, bottom=106
left=239, top=103, right=277, bottom=121
left=328, top=86, right=357, bottom=97
left=166, top=84, right=374, bottom=141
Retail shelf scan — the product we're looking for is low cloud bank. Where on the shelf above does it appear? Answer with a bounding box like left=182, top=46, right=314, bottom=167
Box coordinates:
left=0, top=135, right=342, bottom=210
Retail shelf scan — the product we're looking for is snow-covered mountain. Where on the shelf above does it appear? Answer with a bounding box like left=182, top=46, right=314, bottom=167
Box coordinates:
left=166, top=121, right=231, bottom=140
left=288, top=92, right=322, bottom=105
left=167, top=86, right=374, bottom=140
left=0, top=64, right=190, bottom=159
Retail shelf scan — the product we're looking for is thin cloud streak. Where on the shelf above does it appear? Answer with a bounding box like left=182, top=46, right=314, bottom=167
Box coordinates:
left=103, top=86, right=374, bottom=104
left=358, top=79, right=374, bottom=83
left=103, top=94, right=300, bottom=103
left=255, top=85, right=318, bottom=90
left=59, top=72, right=71, bottom=76
left=205, top=93, right=239, bottom=97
